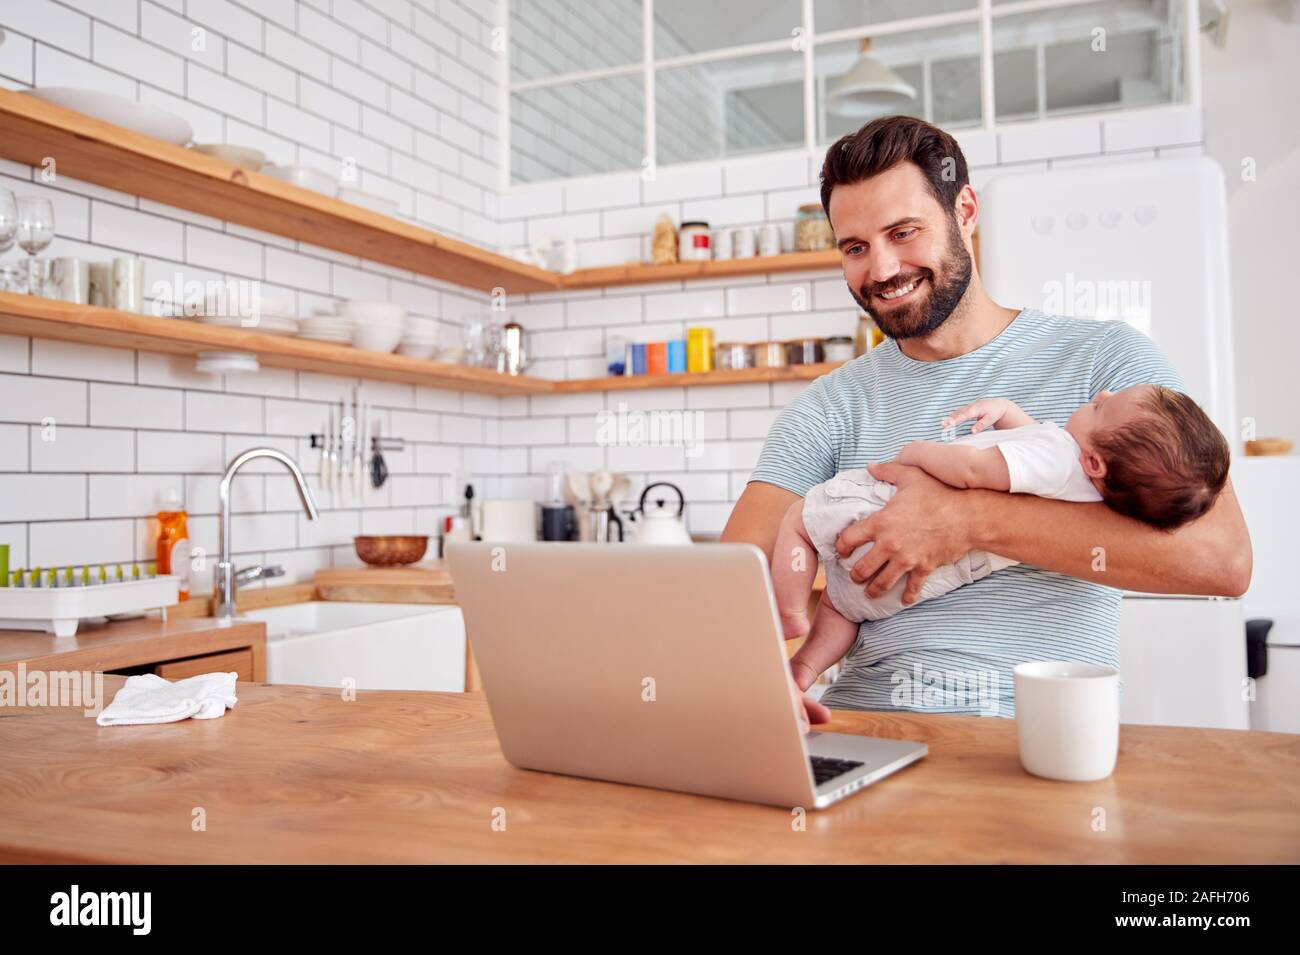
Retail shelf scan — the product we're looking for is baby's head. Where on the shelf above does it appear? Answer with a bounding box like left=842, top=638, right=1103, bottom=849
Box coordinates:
left=1065, top=385, right=1230, bottom=529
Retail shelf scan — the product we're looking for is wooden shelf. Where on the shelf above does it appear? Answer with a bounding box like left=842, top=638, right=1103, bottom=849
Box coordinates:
left=553, top=361, right=845, bottom=392
left=0, top=90, right=848, bottom=296
left=558, top=250, right=841, bottom=289
left=0, top=89, right=558, bottom=294
left=0, top=293, right=551, bottom=394
left=0, top=293, right=849, bottom=395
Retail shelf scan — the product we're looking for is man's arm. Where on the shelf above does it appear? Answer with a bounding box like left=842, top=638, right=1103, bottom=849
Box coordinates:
left=896, top=441, right=1011, bottom=490
left=720, top=480, right=801, bottom=561
left=836, top=463, right=1252, bottom=604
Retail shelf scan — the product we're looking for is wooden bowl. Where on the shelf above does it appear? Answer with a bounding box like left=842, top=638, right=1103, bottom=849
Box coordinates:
left=354, top=535, right=429, bottom=566
left=1245, top=438, right=1293, bottom=457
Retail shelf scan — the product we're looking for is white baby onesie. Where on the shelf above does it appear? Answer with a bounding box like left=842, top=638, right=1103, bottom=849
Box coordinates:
left=804, top=422, right=1102, bottom=622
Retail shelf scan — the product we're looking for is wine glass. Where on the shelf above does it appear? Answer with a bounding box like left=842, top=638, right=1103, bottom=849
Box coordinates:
left=0, top=188, right=17, bottom=255
left=16, top=196, right=55, bottom=296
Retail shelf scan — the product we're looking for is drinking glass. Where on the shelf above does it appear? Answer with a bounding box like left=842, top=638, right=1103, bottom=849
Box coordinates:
left=16, top=196, right=55, bottom=295
left=0, top=188, right=17, bottom=255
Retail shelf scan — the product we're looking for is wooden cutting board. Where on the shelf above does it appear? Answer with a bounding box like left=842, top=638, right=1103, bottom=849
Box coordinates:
left=314, top=562, right=455, bottom=604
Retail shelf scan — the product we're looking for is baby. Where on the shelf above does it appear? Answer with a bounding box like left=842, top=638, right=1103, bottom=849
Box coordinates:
left=773, top=385, right=1231, bottom=693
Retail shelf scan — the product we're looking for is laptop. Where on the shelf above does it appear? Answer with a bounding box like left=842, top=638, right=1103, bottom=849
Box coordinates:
left=446, top=542, right=927, bottom=809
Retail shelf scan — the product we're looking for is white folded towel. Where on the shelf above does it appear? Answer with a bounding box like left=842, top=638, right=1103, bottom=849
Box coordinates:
left=96, top=672, right=239, bottom=727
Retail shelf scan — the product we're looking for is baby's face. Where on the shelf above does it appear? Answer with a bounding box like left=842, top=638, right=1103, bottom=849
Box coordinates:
left=1065, top=385, right=1152, bottom=449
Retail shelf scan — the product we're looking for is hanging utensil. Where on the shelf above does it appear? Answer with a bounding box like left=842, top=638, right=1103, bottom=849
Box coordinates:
left=370, top=418, right=389, bottom=488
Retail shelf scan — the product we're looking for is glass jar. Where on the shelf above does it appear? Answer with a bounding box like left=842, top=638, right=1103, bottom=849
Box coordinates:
left=0, top=262, right=28, bottom=294
left=715, top=342, right=754, bottom=370
left=753, top=341, right=787, bottom=368
left=785, top=337, right=825, bottom=365
left=794, top=204, right=834, bottom=252
left=678, top=221, right=711, bottom=262
left=823, top=335, right=855, bottom=362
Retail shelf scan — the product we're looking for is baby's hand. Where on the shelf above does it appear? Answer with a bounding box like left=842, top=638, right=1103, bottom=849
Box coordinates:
left=942, top=398, right=1018, bottom=434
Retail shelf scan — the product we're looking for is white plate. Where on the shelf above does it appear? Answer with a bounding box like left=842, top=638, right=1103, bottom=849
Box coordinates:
left=25, top=88, right=193, bottom=145
left=262, top=163, right=337, bottom=196
left=192, top=143, right=267, bottom=169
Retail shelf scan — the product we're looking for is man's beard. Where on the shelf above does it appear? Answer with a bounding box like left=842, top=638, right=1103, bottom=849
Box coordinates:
left=851, top=218, right=973, bottom=340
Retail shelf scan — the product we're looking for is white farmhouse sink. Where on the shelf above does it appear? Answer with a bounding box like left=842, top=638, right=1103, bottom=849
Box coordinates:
left=241, top=601, right=466, bottom=692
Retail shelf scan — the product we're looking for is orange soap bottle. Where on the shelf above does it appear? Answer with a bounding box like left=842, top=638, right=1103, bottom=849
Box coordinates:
left=156, top=489, right=191, bottom=602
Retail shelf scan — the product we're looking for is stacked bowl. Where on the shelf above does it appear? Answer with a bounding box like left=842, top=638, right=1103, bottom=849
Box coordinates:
left=339, top=300, right=406, bottom=353
left=398, top=317, right=440, bottom=359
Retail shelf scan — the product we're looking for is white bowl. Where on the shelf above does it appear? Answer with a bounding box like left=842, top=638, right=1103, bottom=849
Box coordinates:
left=25, top=87, right=193, bottom=144
left=353, top=327, right=404, bottom=353
left=336, top=300, right=406, bottom=324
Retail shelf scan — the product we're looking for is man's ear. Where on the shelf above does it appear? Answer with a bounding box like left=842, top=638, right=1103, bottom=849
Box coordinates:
left=1080, top=449, right=1107, bottom=481
left=954, top=184, right=979, bottom=239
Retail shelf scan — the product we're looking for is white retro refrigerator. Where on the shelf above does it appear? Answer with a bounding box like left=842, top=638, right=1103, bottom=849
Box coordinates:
left=980, top=155, right=1249, bottom=730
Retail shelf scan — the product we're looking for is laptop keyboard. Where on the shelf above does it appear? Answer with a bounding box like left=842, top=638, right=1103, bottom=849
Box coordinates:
left=810, top=755, right=865, bottom=786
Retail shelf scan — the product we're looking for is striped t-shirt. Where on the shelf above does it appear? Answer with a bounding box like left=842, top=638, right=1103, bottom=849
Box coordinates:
left=750, top=308, right=1183, bottom=718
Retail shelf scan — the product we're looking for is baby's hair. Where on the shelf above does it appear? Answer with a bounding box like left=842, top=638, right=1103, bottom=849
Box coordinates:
left=1091, top=386, right=1230, bottom=529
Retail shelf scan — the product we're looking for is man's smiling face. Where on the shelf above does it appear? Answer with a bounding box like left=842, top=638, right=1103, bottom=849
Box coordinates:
left=829, top=161, right=973, bottom=340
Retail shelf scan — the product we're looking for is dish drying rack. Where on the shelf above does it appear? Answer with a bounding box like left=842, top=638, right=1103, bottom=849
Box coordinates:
left=0, top=575, right=181, bottom=637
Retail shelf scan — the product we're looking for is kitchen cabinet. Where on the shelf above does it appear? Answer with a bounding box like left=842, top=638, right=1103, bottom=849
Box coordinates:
left=155, top=648, right=255, bottom=683
left=0, top=616, right=266, bottom=682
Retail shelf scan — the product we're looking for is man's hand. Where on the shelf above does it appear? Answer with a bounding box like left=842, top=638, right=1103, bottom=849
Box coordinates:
left=788, top=668, right=831, bottom=732
left=835, top=461, right=974, bottom=606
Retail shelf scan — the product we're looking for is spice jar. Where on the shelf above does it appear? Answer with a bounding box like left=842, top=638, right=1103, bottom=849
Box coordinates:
left=794, top=204, right=834, bottom=252
left=823, top=335, right=854, bottom=362
left=753, top=341, right=787, bottom=368
left=785, top=337, right=825, bottom=365
left=686, top=327, right=715, bottom=372
left=678, top=221, right=711, bottom=262
left=715, top=342, right=755, bottom=370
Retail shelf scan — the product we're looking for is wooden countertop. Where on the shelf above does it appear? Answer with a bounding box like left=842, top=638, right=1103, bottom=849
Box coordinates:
left=0, top=615, right=266, bottom=676
left=1, top=676, right=1296, bottom=864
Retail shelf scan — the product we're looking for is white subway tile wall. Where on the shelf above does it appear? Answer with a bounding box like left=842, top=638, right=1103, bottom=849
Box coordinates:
left=0, top=0, right=1209, bottom=561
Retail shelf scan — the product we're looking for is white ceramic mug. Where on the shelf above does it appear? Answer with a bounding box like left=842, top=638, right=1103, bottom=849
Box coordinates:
left=112, top=256, right=144, bottom=312
left=51, top=257, right=90, bottom=303
left=1014, top=660, right=1119, bottom=781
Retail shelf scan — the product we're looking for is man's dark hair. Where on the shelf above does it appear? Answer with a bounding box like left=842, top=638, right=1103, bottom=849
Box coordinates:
left=820, top=115, right=969, bottom=219
left=1092, top=386, right=1231, bottom=530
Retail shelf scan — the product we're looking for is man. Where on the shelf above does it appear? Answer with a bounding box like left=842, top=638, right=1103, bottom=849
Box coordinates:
left=722, top=115, right=1251, bottom=723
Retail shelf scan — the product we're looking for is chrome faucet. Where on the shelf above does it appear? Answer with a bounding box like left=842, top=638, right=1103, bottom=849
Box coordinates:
left=215, top=447, right=319, bottom=621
